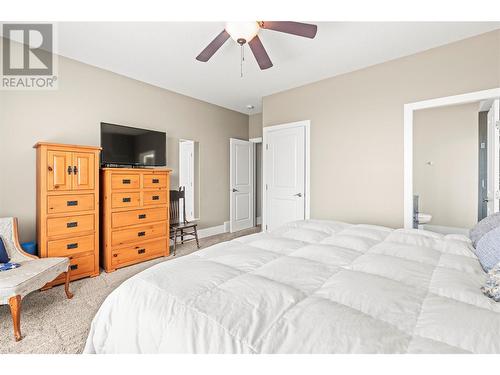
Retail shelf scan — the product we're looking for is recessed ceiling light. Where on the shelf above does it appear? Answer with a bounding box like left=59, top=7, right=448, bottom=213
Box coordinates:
left=246, top=105, right=255, bottom=110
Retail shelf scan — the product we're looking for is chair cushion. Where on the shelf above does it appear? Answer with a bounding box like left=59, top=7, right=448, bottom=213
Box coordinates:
left=470, top=212, right=500, bottom=247
left=0, top=237, right=9, bottom=263
left=0, top=257, right=69, bottom=304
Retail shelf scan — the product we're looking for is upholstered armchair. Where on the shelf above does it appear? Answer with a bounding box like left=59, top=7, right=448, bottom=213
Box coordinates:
left=0, top=217, right=73, bottom=341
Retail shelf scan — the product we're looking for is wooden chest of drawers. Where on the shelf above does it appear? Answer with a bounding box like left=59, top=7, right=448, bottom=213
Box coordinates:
left=35, top=142, right=101, bottom=286
left=101, top=168, right=171, bottom=272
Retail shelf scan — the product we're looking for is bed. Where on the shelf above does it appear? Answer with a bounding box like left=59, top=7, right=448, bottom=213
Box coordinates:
left=84, top=220, right=500, bottom=353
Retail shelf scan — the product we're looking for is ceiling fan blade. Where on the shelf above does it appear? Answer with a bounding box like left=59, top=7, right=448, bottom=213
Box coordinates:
left=248, top=35, right=273, bottom=70
left=196, top=30, right=230, bottom=62
left=260, top=21, right=317, bottom=39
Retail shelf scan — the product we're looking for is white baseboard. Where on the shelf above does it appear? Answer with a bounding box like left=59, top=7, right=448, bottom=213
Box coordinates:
left=197, top=222, right=229, bottom=239
left=256, top=216, right=262, bottom=225
left=197, top=220, right=263, bottom=239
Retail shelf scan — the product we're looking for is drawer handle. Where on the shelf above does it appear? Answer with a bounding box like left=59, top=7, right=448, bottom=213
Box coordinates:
left=67, top=222, right=78, bottom=228
left=67, top=200, right=78, bottom=206
left=67, top=243, right=78, bottom=250
left=152, top=178, right=159, bottom=184
left=152, top=195, right=160, bottom=201
left=138, top=231, right=145, bottom=237
left=122, top=179, right=131, bottom=184
left=122, top=197, right=131, bottom=203
left=138, top=214, right=147, bottom=219
left=70, top=264, right=78, bottom=271
left=137, top=249, right=146, bottom=254
left=67, top=166, right=72, bottom=175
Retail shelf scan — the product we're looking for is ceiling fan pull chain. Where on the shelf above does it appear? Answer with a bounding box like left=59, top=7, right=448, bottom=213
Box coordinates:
left=240, top=44, right=244, bottom=78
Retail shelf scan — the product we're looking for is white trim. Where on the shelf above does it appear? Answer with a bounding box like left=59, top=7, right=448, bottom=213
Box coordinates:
left=197, top=223, right=228, bottom=239
left=262, top=120, right=311, bottom=232
left=249, top=137, right=262, bottom=143
left=256, top=216, right=262, bottom=225
left=404, top=88, right=500, bottom=229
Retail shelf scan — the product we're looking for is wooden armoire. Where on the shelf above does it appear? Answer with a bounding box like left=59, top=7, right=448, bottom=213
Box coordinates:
left=34, top=142, right=101, bottom=286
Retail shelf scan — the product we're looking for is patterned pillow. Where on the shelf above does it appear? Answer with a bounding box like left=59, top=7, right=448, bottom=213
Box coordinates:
left=481, top=262, right=500, bottom=302
left=470, top=212, right=500, bottom=247
left=475, top=226, right=500, bottom=272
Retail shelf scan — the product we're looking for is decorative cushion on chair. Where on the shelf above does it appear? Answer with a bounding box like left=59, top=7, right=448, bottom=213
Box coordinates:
left=0, top=262, right=20, bottom=272
left=0, top=237, right=10, bottom=263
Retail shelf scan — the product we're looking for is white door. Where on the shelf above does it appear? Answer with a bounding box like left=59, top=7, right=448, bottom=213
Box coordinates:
left=230, top=139, right=254, bottom=232
left=264, top=124, right=307, bottom=231
left=179, top=140, right=195, bottom=221
left=487, top=99, right=500, bottom=215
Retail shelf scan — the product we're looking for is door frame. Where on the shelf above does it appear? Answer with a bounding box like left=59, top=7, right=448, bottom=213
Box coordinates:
left=403, top=88, right=500, bottom=229
left=229, top=138, right=255, bottom=233
left=262, top=120, right=311, bottom=232
left=250, top=137, right=263, bottom=227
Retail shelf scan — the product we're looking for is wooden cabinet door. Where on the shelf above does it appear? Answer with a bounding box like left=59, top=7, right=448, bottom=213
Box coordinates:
left=47, top=151, right=73, bottom=191
left=72, top=152, right=95, bottom=190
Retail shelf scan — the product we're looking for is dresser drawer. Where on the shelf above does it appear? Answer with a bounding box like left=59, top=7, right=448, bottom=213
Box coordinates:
left=112, top=207, right=167, bottom=228
left=111, top=192, right=141, bottom=209
left=143, top=173, right=167, bottom=189
left=47, top=194, right=94, bottom=214
left=67, top=253, right=95, bottom=277
left=143, top=190, right=167, bottom=206
left=47, top=234, right=95, bottom=257
left=111, top=238, right=167, bottom=267
left=111, top=222, right=167, bottom=247
left=111, top=174, right=140, bottom=189
left=47, top=214, right=95, bottom=237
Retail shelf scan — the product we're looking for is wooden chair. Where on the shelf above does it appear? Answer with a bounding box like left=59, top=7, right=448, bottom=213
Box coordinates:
left=169, top=187, right=200, bottom=256
left=0, top=217, right=73, bottom=341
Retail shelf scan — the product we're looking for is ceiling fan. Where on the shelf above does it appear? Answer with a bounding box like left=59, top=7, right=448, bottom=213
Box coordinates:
left=196, top=21, right=318, bottom=70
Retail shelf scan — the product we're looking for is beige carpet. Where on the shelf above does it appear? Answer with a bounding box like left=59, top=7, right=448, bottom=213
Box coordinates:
left=0, top=226, right=260, bottom=354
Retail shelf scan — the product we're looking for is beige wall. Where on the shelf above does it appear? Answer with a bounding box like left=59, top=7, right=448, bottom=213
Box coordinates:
left=249, top=113, right=263, bottom=139
left=414, top=103, right=479, bottom=228
left=262, top=30, right=500, bottom=228
left=0, top=42, right=248, bottom=241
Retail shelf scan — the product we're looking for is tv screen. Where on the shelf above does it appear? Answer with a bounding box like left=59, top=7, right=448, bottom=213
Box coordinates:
left=100, top=123, right=166, bottom=167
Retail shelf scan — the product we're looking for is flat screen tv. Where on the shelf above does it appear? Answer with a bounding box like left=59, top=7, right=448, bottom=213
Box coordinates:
left=100, top=123, right=166, bottom=167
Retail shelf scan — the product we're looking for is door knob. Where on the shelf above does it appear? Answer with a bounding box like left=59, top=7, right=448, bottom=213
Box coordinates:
left=294, top=193, right=302, bottom=197
left=232, top=188, right=239, bottom=192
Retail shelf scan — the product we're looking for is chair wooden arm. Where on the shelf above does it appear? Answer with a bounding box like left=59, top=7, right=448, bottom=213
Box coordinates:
left=12, top=218, right=38, bottom=260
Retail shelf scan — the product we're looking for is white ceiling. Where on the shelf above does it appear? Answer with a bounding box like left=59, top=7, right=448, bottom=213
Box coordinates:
left=53, top=22, right=500, bottom=113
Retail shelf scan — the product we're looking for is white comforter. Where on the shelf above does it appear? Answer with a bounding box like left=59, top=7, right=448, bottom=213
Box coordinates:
left=84, top=220, right=500, bottom=353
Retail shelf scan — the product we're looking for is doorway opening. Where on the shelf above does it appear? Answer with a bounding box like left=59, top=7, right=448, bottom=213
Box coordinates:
left=179, top=139, right=200, bottom=222
left=404, top=88, right=500, bottom=230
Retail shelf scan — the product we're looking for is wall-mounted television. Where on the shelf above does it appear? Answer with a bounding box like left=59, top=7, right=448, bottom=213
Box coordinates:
left=100, top=122, right=167, bottom=167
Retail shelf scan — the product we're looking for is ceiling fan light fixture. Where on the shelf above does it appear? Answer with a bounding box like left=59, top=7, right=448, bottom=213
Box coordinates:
left=225, top=22, right=260, bottom=44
